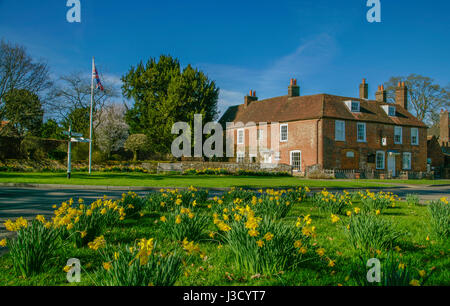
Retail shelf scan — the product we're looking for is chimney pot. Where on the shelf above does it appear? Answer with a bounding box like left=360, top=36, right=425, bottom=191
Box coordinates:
left=359, top=79, right=369, bottom=99
left=288, top=78, right=300, bottom=97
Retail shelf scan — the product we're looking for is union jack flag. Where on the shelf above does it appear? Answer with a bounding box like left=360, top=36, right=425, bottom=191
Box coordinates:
left=92, top=66, right=104, bottom=91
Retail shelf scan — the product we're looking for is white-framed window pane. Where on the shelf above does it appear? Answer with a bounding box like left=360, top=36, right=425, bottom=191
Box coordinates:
left=351, top=101, right=360, bottom=112
left=275, top=152, right=281, bottom=160
left=394, top=126, right=402, bottom=144
left=335, top=120, right=345, bottom=141
left=280, top=124, right=288, bottom=142
left=411, top=128, right=419, bottom=145
left=237, top=129, right=244, bottom=144
left=389, top=106, right=396, bottom=116
left=257, top=129, right=264, bottom=141
left=357, top=123, right=366, bottom=142
left=403, top=152, right=411, bottom=170
left=376, top=151, right=385, bottom=169
left=237, top=152, right=245, bottom=163
left=290, top=151, right=301, bottom=171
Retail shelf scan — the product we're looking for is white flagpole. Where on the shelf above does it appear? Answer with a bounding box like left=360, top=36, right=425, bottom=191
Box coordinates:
left=89, top=57, right=94, bottom=175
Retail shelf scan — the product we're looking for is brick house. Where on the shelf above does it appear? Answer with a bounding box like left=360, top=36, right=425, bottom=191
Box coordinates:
left=220, top=79, right=427, bottom=176
left=427, top=110, right=450, bottom=178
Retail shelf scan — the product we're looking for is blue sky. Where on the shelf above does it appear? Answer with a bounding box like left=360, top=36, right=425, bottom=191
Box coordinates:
left=0, top=0, right=449, bottom=116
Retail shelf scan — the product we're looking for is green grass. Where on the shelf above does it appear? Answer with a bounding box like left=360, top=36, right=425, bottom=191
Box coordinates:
left=1, top=172, right=448, bottom=189
left=1, top=196, right=448, bottom=286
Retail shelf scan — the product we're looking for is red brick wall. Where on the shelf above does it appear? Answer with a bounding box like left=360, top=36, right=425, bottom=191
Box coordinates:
left=322, top=118, right=427, bottom=172
left=230, top=118, right=427, bottom=172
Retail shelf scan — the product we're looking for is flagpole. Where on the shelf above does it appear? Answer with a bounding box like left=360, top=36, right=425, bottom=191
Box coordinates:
left=89, top=57, right=94, bottom=175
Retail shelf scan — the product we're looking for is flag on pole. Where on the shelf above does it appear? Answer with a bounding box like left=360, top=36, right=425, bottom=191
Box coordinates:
left=92, top=65, right=104, bottom=91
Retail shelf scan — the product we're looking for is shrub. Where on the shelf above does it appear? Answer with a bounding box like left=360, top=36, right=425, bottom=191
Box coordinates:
left=95, top=238, right=183, bottom=286
left=428, top=198, right=449, bottom=239
left=406, top=194, right=420, bottom=206
left=313, top=189, right=352, bottom=215
left=347, top=214, right=406, bottom=253
left=4, top=217, right=61, bottom=277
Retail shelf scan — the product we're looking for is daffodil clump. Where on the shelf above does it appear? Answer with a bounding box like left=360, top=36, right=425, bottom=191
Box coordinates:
left=119, top=191, right=146, bottom=217
left=52, top=197, right=125, bottom=247
left=346, top=213, right=406, bottom=254
left=352, top=251, right=431, bottom=286
left=212, top=203, right=318, bottom=275
left=210, top=187, right=309, bottom=220
left=3, top=216, right=61, bottom=277
left=359, top=190, right=397, bottom=214
left=146, top=186, right=208, bottom=212
left=428, top=197, right=449, bottom=239
left=313, top=189, right=352, bottom=215
left=91, top=236, right=183, bottom=286
left=159, top=205, right=209, bottom=241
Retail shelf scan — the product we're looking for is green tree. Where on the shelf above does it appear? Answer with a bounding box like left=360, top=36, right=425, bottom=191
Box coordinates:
left=41, top=119, right=64, bottom=139
left=124, top=134, right=150, bottom=161
left=2, top=89, right=43, bottom=136
left=384, top=74, right=449, bottom=125
left=122, top=55, right=219, bottom=154
left=61, top=107, right=90, bottom=136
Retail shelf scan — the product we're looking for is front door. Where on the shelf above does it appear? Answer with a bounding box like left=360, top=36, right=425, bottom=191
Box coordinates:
left=290, top=151, right=302, bottom=172
left=387, top=155, right=396, bottom=177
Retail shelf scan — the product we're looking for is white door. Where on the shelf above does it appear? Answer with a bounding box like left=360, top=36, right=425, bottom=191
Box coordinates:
left=263, top=152, right=272, bottom=164
left=387, top=155, right=396, bottom=177
left=290, top=151, right=302, bottom=171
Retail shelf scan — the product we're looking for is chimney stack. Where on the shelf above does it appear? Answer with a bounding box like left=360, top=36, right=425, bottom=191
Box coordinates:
left=288, top=78, right=300, bottom=97
left=244, top=90, right=258, bottom=107
left=359, top=78, right=368, bottom=100
left=440, top=109, right=450, bottom=147
left=375, top=85, right=387, bottom=103
left=395, top=81, right=408, bottom=110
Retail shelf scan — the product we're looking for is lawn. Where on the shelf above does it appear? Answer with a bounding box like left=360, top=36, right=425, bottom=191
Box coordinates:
left=0, top=188, right=448, bottom=286
left=1, top=172, right=449, bottom=188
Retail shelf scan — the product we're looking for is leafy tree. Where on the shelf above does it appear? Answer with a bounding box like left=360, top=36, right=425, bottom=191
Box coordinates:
left=122, top=55, right=219, bottom=154
left=124, top=134, right=149, bottom=161
left=2, top=89, right=43, bottom=136
left=0, top=40, right=51, bottom=119
left=94, top=104, right=129, bottom=157
left=61, top=107, right=90, bottom=136
left=41, top=119, right=64, bottom=139
left=384, top=74, right=449, bottom=125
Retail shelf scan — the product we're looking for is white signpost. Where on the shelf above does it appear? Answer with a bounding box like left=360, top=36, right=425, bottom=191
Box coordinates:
left=64, top=125, right=90, bottom=179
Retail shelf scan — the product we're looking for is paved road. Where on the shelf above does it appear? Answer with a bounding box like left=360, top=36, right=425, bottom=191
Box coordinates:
left=0, top=184, right=448, bottom=238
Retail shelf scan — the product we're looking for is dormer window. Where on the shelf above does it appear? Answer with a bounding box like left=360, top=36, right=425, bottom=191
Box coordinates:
left=382, top=105, right=396, bottom=116
left=344, top=100, right=360, bottom=113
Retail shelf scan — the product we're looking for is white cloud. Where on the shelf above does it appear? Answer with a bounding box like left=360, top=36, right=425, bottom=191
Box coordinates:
left=201, top=33, right=338, bottom=118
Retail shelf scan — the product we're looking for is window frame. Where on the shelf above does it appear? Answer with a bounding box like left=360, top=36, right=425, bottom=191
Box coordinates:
left=351, top=101, right=360, bottom=113
left=280, top=124, right=288, bottom=142
left=357, top=122, right=367, bottom=143
left=335, top=120, right=346, bottom=142
left=274, top=151, right=281, bottom=161
left=394, top=126, right=403, bottom=144
left=257, top=129, right=264, bottom=142
left=388, top=106, right=396, bottom=116
left=376, top=151, right=385, bottom=170
left=236, top=152, right=245, bottom=163
left=237, top=128, right=244, bottom=145
left=411, top=128, right=419, bottom=145
left=403, top=152, right=412, bottom=170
